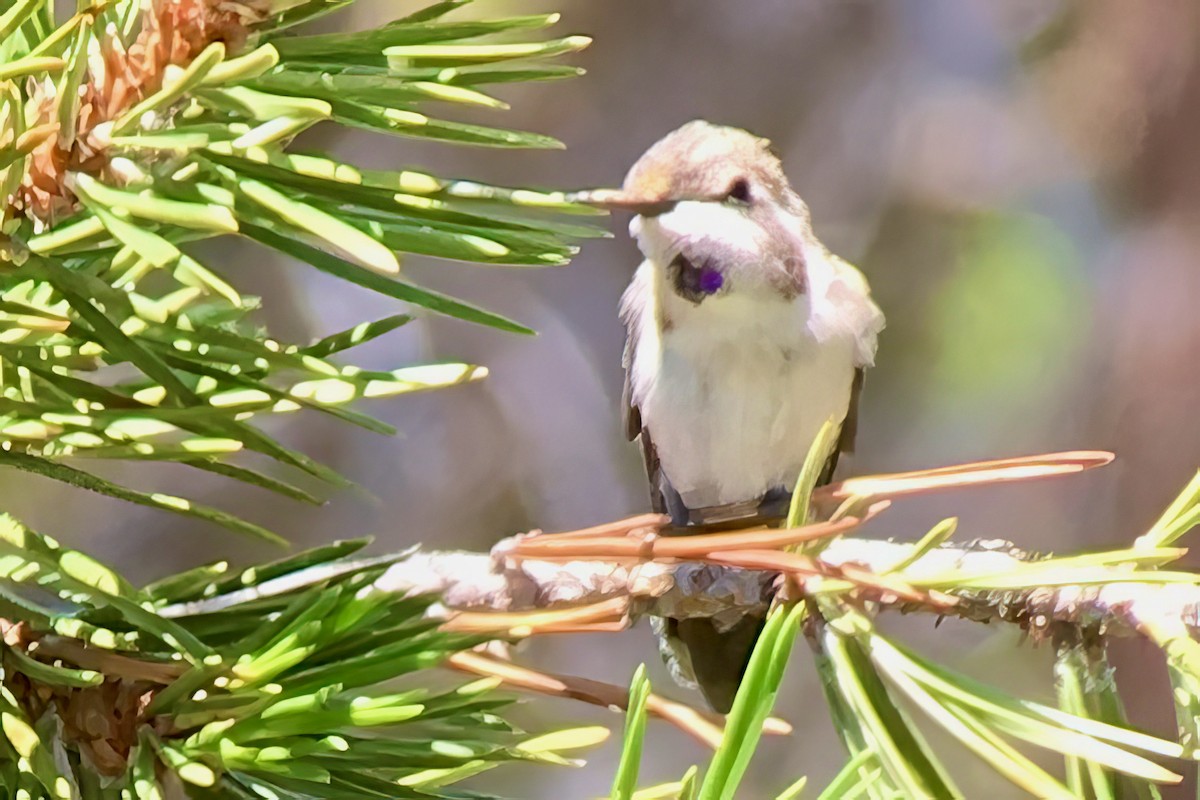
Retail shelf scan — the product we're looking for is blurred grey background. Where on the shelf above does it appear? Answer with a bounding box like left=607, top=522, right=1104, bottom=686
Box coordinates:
left=10, top=0, right=1200, bottom=796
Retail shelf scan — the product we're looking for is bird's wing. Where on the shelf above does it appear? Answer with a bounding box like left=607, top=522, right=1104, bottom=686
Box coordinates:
left=621, top=334, right=643, bottom=443
left=828, top=254, right=885, bottom=368
left=816, top=254, right=883, bottom=485
left=620, top=263, right=672, bottom=517
left=622, top=340, right=668, bottom=516
left=815, top=366, right=864, bottom=486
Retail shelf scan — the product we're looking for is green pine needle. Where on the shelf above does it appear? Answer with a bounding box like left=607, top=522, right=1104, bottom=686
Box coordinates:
left=0, top=0, right=588, bottom=541
left=611, top=665, right=652, bottom=800
left=698, top=603, right=807, bottom=800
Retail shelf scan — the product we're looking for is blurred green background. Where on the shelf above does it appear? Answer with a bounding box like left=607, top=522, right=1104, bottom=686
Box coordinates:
left=10, top=1, right=1200, bottom=796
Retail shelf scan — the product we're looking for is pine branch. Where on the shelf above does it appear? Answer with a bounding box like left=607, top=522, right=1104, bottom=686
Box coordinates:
left=362, top=452, right=1197, bottom=646
left=154, top=451, right=1197, bottom=647
left=377, top=532, right=1200, bottom=640
left=0, top=514, right=610, bottom=799
left=0, top=0, right=595, bottom=542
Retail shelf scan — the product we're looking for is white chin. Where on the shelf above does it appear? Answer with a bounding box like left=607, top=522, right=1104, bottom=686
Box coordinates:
left=635, top=201, right=764, bottom=267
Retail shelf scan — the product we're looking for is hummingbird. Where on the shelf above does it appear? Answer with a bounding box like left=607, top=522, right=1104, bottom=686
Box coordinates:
left=578, top=121, right=885, bottom=712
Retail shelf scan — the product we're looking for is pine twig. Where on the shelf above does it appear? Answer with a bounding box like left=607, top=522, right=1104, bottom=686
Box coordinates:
left=384, top=538, right=1200, bottom=639
left=374, top=451, right=1200, bottom=645
left=446, top=651, right=791, bottom=750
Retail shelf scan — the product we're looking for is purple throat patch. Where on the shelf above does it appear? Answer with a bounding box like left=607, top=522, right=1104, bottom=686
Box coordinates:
left=671, top=253, right=725, bottom=303
left=698, top=266, right=724, bottom=294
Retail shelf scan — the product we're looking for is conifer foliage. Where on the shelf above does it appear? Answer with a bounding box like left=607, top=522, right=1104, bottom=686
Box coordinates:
left=0, top=0, right=601, bottom=796
left=3, top=1, right=1200, bottom=798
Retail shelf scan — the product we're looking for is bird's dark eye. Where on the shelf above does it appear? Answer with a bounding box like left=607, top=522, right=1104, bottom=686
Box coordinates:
left=727, top=178, right=751, bottom=204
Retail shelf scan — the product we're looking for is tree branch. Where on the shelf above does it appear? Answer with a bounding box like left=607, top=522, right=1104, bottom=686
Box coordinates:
left=374, top=450, right=1200, bottom=643
left=379, top=535, right=1200, bottom=639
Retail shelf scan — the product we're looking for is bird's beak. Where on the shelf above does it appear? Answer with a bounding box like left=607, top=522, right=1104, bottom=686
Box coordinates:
left=569, top=188, right=677, bottom=217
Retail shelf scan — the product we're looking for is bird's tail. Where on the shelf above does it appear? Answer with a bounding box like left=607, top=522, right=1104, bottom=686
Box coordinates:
left=667, top=613, right=767, bottom=714
left=652, top=485, right=814, bottom=713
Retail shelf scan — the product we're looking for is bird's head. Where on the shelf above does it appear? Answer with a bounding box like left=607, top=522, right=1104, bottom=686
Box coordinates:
left=577, top=121, right=814, bottom=305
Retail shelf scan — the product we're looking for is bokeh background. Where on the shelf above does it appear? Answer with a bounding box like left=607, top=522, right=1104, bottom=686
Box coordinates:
left=10, top=0, right=1200, bottom=796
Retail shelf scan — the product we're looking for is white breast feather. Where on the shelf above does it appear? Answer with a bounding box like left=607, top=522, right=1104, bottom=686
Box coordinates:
left=621, top=246, right=882, bottom=509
